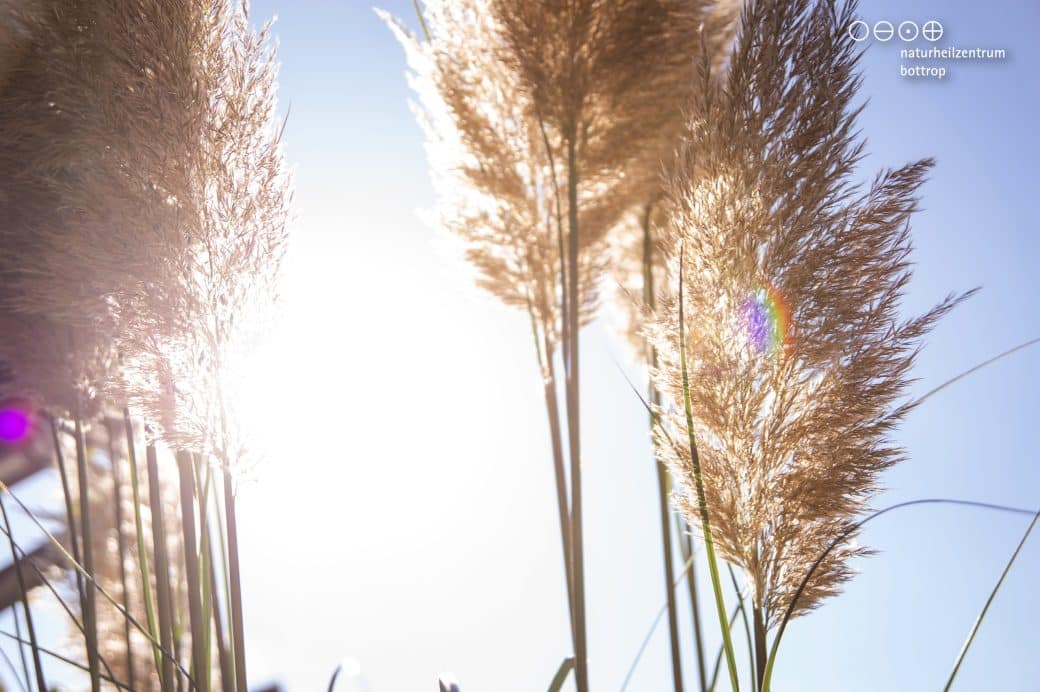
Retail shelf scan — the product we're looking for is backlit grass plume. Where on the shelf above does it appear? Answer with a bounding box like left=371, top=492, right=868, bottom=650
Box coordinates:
left=387, top=3, right=733, bottom=687
left=648, top=0, right=972, bottom=685
left=0, top=1, right=289, bottom=690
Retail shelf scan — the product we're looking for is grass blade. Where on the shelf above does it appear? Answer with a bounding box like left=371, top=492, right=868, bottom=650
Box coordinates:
left=0, top=630, right=131, bottom=690
left=944, top=507, right=1040, bottom=690
left=223, top=466, right=248, bottom=692
left=547, top=657, right=574, bottom=692
left=123, top=409, right=163, bottom=676
left=74, top=418, right=101, bottom=692
left=726, top=565, right=755, bottom=690
left=148, top=445, right=178, bottom=691
left=177, top=450, right=208, bottom=691
left=49, top=416, right=87, bottom=629
left=0, top=477, right=192, bottom=682
left=678, top=528, right=708, bottom=692
left=677, top=244, right=740, bottom=692
left=708, top=606, right=743, bottom=692
left=0, top=495, right=43, bottom=692
left=107, top=420, right=136, bottom=689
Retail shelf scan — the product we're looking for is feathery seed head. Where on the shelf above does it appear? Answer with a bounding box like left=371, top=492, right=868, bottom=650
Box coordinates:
left=650, top=0, right=973, bottom=625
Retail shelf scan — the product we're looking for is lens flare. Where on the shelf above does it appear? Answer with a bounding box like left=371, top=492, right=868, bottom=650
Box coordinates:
left=740, top=283, right=793, bottom=357
left=0, top=405, right=32, bottom=444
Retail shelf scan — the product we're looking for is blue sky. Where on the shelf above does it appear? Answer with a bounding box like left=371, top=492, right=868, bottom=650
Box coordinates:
left=3, top=1, right=1038, bottom=690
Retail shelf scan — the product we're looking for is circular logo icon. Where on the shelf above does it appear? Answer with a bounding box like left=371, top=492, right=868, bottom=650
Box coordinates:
left=873, top=20, right=894, bottom=42
left=898, top=21, right=919, bottom=41
left=848, top=20, right=870, bottom=42
left=923, top=20, right=944, bottom=42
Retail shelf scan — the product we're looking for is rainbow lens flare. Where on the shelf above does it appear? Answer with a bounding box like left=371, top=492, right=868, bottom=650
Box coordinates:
left=740, top=283, right=793, bottom=357
left=0, top=405, right=32, bottom=445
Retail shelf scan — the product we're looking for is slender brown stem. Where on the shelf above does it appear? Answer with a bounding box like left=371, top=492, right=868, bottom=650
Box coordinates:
left=564, top=125, right=588, bottom=692
left=526, top=298, right=575, bottom=640
left=752, top=605, right=767, bottom=692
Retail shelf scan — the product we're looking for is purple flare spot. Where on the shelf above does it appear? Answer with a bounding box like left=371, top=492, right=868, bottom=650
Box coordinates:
left=0, top=407, right=31, bottom=444
left=741, top=296, right=769, bottom=352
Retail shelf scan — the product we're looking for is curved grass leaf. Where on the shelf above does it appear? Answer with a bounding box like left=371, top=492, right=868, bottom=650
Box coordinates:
left=760, top=499, right=1038, bottom=692
left=548, top=657, right=575, bottom=692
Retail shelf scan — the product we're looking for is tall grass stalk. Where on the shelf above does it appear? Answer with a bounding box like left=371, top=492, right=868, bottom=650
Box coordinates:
left=50, top=417, right=86, bottom=625
left=726, top=565, right=754, bottom=690
left=106, top=420, right=136, bottom=689
left=196, top=456, right=216, bottom=692
left=123, top=409, right=163, bottom=676
left=677, top=245, right=740, bottom=692
left=944, top=507, right=1040, bottom=690
left=526, top=303, right=575, bottom=640
left=177, top=450, right=208, bottom=691
left=223, top=467, right=248, bottom=692
left=74, top=418, right=101, bottom=692
left=562, top=127, right=590, bottom=692
left=148, top=445, right=178, bottom=690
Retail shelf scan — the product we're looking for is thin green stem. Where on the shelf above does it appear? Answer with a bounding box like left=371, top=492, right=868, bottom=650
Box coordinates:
left=679, top=529, right=708, bottom=692
left=49, top=416, right=86, bottom=629
left=123, top=409, right=163, bottom=676
left=148, top=445, right=177, bottom=691
left=0, top=631, right=131, bottom=690
left=223, top=466, right=248, bottom=692
left=410, top=0, right=430, bottom=41
left=196, top=457, right=215, bottom=692
left=678, top=244, right=740, bottom=692
left=0, top=478, right=193, bottom=682
left=177, top=451, right=207, bottom=691
left=107, top=421, right=136, bottom=689
left=0, top=522, right=119, bottom=685
left=708, top=605, right=743, bottom=692
left=726, top=565, right=754, bottom=690
left=74, top=418, right=101, bottom=692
